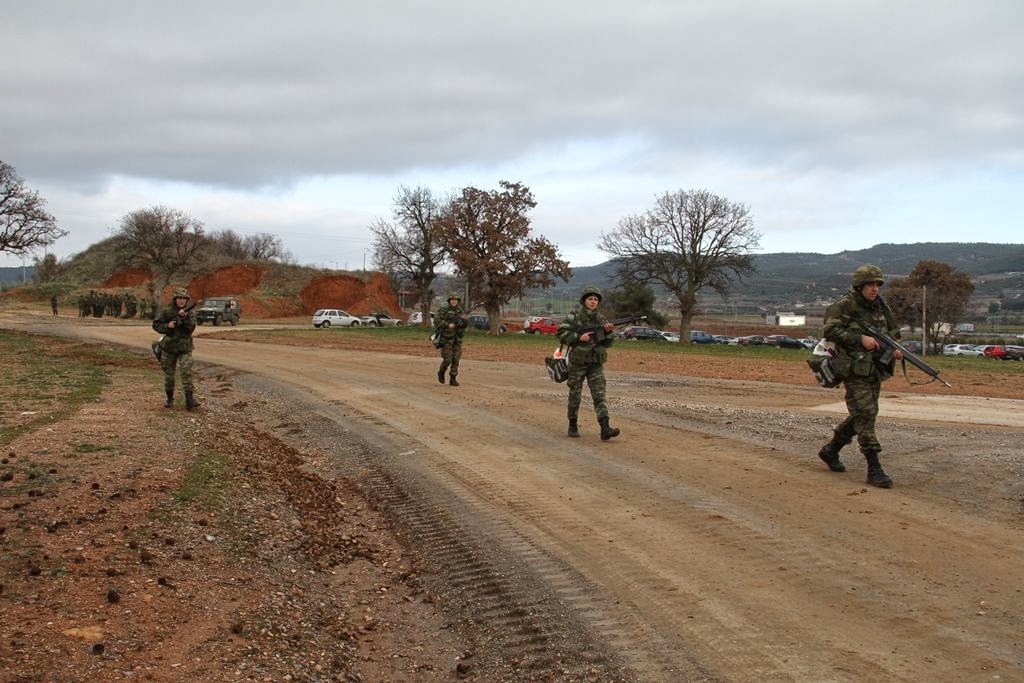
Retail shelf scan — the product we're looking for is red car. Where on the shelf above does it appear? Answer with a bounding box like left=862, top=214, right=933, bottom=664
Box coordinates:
left=979, top=345, right=1006, bottom=359
left=525, top=317, right=560, bottom=335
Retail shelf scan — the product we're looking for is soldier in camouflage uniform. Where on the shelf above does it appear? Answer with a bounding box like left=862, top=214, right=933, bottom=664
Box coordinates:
left=557, top=287, right=620, bottom=440
left=817, top=265, right=902, bottom=488
left=433, top=293, right=468, bottom=386
left=152, top=287, right=200, bottom=410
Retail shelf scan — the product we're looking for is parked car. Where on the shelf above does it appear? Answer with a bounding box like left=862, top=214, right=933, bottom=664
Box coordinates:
left=468, top=314, right=508, bottom=333
left=711, top=335, right=732, bottom=344
left=621, top=326, right=667, bottom=342
left=312, top=309, right=362, bottom=328
left=660, top=331, right=681, bottom=343
left=798, top=338, right=818, bottom=349
left=942, top=344, right=983, bottom=357
left=361, top=313, right=404, bottom=327
left=195, top=297, right=241, bottom=326
left=737, top=335, right=766, bottom=346
left=977, top=345, right=1006, bottom=359
left=690, top=330, right=716, bottom=344
left=525, top=317, right=559, bottom=335
left=765, top=335, right=805, bottom=349
left=1002, top=345, right=1024, bottom=360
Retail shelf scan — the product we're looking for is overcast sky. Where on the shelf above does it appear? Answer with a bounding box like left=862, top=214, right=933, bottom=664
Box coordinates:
left=2, top=1, right=1021, bottom=270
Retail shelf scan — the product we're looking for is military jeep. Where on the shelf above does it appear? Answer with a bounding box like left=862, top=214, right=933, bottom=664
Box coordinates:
left=195, top=297, right=241, bottom=326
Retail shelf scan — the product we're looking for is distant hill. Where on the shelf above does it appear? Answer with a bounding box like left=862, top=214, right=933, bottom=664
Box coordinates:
left=546, top=242, right=1024, bottom=312
left=0, top=265, right=34, bottom=284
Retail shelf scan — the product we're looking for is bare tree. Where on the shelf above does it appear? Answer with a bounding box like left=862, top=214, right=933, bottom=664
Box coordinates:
left=115, top=206, right=206, bottom=307
left=599, top=189, right=760, bottom=341
left=437, top=181, right=571, bottom=333
left=1, top=161, right=67, bottom=257
left=370, top=186, right=448, bottom=325
left=207, top=229, right=248, bottom=259
left=242, top=233, right=287, bottom=261
left=885, top=260, right=974, bottom=351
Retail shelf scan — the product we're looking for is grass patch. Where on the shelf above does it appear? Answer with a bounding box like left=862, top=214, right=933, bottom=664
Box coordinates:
left=74, top=443, right=115, bottom=453
left=173, top=450, right=231, bottom=509
left=0, top=330, right=109, bottom=445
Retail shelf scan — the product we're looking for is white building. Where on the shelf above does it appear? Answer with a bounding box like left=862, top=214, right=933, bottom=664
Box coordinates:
left=767, top=312, right=806, bottom=326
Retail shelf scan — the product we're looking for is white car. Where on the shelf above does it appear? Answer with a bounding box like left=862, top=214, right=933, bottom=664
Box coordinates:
left=942, top=344, right=982, bottom=357
left=660, top=331, right=681, bottom=343
left=312, top=309, right=362, bottom=328
left=361, top=313, right=403, bottom=327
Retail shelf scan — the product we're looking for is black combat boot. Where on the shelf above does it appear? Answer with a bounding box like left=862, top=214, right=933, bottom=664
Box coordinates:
left=864, top=451, right=893, bottom=488
left=437, top=370, right=446, bottom=384
left=184, top=390, right=200, bottom=411
left=449, top=375, right=459, bottom=387
left=598, top=416, right=620, bottom=441
left=164, top=389, right=174, bottom=408
left=817, top=442, right=846, bottom=472
left=567, top=418, right=580, bottom=438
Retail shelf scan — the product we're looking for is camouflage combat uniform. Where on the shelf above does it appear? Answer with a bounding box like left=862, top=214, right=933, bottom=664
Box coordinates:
left=558, top=287, right=619, bottom=440
left=152, top=288, right=199, bottom=410
left=819, top=265, right=899, bottom=487
left=434, top=294, right=467, bottom=386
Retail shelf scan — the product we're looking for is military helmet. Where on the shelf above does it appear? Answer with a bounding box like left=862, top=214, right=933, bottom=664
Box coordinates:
left=447, top=291, right=461, bottom=301
left=579, top=286, right=602, bottom=305
left=852, top=265, right=885, bottom=287
left=172, top=287, right=190, bottom=299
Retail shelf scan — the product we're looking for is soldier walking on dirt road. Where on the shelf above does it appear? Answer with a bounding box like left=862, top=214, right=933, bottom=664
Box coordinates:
left=152, top=287, right=200, bottom=410
left=558, top=287, right=620, bottom=441
left=433, top=292, right=468, bottom=386
left=817, top=265, right=902, bottom=488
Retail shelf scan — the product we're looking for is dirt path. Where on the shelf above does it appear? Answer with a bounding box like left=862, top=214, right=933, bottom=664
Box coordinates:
left=6, top=314, right=1024, bottom=681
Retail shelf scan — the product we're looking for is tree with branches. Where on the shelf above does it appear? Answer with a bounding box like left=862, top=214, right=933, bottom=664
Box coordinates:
left=437, top=181, right=571, bottom=334
left=1, top=160, right=67, bottom=257
left=598, top=188, right=760, bottom=341
left=370, top=186, right=448, bottom=325
left=115, top=206, right=206, bottom=307
left=885, top=260, right=974, bottom=352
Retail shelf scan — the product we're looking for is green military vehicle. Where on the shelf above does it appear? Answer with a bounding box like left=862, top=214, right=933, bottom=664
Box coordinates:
left=195, top=296, right=241, bottom=326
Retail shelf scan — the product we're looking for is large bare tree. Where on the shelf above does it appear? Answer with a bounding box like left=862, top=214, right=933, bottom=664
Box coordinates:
left=437, top=181, right=571, bottom=333
left=599, top=189, right=760, bottom=341
left=1, top=161, right=67, bottom=257
left=885, top=260, right=974, bottom=351
left=370, top=186, right=448, bottom=325
left=115, top=206, right=206, bottom=307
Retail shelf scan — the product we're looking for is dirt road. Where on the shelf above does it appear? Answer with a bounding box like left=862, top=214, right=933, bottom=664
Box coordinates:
left=9, top=315, right=1024, bottom=681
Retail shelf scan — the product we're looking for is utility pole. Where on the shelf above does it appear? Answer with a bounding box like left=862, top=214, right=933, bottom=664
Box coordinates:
left=922, top=285, right=928, bottom=355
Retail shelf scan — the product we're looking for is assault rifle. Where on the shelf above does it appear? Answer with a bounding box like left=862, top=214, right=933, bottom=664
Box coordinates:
left=856, top=320, right=952, bottom=388
left=578, top=315, right=647, bottom=344
left=170, top=300, right=199, bottom=327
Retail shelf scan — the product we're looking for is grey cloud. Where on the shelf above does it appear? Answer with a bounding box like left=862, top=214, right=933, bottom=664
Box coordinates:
left=2, top=1, right=1021, bottom=189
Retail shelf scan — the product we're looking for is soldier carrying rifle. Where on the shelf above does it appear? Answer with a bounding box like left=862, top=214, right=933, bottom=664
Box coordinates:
left=152, top=287, right=200, bottom=410
left=817, top=265, right=902, bottom=488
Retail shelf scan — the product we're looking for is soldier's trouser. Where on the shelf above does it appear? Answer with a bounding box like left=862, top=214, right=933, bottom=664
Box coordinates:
left=566, top=362, right=608, bottom=421
left=438, top=342, right=462, bottom=377
left=160, top=351, right=194, bottom=393
left=832, top=376, right=882, bottom=453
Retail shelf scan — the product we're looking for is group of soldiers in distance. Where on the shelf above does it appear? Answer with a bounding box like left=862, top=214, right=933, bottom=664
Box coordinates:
left=76, top=290, right=154, bottom=319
